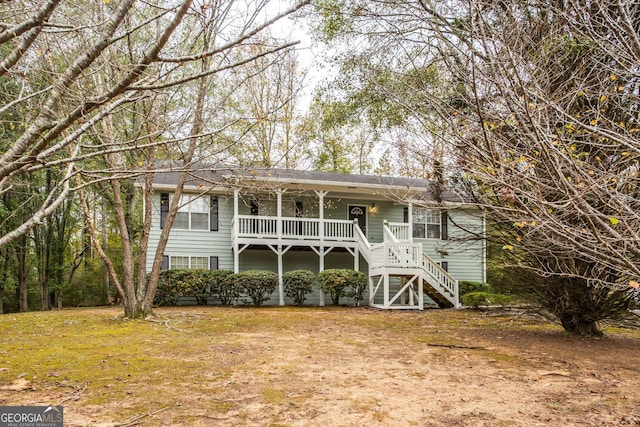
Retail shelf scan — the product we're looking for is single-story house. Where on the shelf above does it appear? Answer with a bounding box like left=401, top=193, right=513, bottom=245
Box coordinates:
left=144, top=165, right=486, bottom=309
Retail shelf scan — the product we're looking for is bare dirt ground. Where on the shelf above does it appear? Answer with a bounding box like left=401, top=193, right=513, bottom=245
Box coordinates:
left=1, top=306, right=639, bottom=426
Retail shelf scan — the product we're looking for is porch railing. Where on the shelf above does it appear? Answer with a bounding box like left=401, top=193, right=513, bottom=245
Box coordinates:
left=387, top=221, right=411, bottom=243
left=370, top=242, right=422, bottom=269
left=421, top=253, right=458, bottom=302
left=236, top=215, right=354, bottom=241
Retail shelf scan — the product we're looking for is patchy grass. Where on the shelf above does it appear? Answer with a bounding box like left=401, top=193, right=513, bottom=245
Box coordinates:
left=0, top=306, right=639, bottom=426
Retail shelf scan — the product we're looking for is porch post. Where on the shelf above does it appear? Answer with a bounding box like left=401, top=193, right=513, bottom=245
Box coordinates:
left=408, top=202, right=413, bottom=243
left=368, top=275, right=374, bottom=306
left=315, top=190, right=327, bottom=306
left=384, top=273, right=390, bottom=308
left=233, top=189, right=239, bottom=273
left=277, top=190, right=284, bottom=306
left=354, top=247, right=359, bottom=271
left=277, top=247, right=284, bottom=305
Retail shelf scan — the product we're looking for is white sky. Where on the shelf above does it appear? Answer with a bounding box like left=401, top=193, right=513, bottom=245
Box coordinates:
left=266, top=1, right=330, bottom=110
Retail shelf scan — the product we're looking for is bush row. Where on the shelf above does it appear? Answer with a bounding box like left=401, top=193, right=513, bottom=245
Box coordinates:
left=153, top=269, right=367, bottom=307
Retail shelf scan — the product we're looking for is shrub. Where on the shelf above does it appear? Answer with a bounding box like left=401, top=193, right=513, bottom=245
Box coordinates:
left=203, top=270, right=233, bottom=305
left=153, top=270, right=187, bottom=306
left=318, top=269, right=350, bottom=305
left=233, top=270, right=278, bottom=307
left=179, top=270, right=210, bottom=305
left=459, top=281, right=490, bottom=296
left=152, top=269, right=233, bottom=306
left=218, top=273, right=239, bottom=306
left=283, top=270, right=316, bottom=306
left=346, top=270, right=367, bottom=306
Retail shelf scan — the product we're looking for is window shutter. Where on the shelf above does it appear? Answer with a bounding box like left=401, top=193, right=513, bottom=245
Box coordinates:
left=161, top=255, right=169, bottom=270
left=210, top=196, right=219, bottom=231
left=403, top=207, right=409, bottom=223
left=441, top=210, right=448, bottom=240
left=160, top=193, right=169, bottom=229
left=209, top=256, right=219, bottom=270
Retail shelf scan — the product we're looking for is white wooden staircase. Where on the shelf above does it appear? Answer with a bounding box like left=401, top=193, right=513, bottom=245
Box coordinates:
left=354, top=220, right=459, bottom=310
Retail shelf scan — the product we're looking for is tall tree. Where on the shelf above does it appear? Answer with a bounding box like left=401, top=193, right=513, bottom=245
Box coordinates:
left=216, top=34, right=308, bottom=168
left=309, top=0, right=639, bottom=334
left=1, top=0, right=310, bottom=317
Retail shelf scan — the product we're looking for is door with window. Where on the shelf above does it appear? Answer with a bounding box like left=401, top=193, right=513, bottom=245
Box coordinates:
left=348, top=205, right=367, bottom=235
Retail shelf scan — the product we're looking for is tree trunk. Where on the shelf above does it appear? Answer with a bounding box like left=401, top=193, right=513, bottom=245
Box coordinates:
left=332, top=292, right=340, bottom=305
left=0, top=247, right=7, bottom=314
left=560, top=316, right=602, bottom=337
left=101, top=196, right=112, bottom=304
left=15, top=236, right=28, bottom=312
left=40, top=269, right=50, bottom=310
left=123, top=298, right=151, bottom=319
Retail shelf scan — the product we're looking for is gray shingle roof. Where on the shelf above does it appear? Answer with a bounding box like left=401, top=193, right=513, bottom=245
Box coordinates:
left=147, top=162, right=470, bottom=204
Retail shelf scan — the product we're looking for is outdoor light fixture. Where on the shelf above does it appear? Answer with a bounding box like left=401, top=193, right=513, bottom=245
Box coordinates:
left=371, top=203, right=376, bottom=212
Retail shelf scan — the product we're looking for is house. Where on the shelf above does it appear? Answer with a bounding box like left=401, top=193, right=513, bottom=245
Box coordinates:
left=146, top=165, right=486, bottom=309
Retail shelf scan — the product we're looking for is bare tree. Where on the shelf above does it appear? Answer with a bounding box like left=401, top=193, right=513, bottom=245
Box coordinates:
left=309, top=0, right=639, bottom=334
left=416, top=0, right=639, bottom=334
left=1, top=0, right=310, bottom=317
left=215, top=33, right=308, bottom=168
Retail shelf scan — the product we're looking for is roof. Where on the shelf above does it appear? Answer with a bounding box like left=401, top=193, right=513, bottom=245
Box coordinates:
left=145, top=162, right=471, bottom=205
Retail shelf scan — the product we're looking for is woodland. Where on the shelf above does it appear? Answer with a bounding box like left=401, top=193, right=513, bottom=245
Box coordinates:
left=0, top=1, right=638, bottom=336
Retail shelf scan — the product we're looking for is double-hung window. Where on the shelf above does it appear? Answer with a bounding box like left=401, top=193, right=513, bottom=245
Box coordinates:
left=173, top=195, right=209, bottom=230
left=162, top=255, right=219, bottom=270
left=168, top=256, right=209, bottom=269
left=161, top=193, right=219, bottom=231
left=412, top=208, right=447, bottom=239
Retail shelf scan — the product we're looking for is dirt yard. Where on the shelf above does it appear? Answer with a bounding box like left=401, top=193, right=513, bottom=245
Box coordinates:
left=0, top=306, right=639, bottom=426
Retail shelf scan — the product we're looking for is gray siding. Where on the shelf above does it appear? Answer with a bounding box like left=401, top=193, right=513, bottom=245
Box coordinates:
left=148, top=190, right=485, bottom=305
left=416, top=208, right=485, bottom=283
left=146, top=192, right=234, bottom=271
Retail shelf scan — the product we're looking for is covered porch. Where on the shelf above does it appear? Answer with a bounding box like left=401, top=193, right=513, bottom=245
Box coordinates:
left=230, top=188, right=415, bottom=306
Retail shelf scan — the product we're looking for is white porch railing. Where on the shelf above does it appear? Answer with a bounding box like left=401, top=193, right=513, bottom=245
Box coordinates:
left=237, top=216, right=278, bottom=237
left=282, top=217, right=319, bottom=239
left=387, top=222, right=411, bottom=243
left=353, top=220, right=372, bottom=263
left=237, top=215, right=354, bottom=241
left=421, top=253, right=459, bottom=303
left=371, top=242, right=422, bottom=269
left=383, top=221, right=400, bottom=243
left=324, top=219, right=354, bottom=241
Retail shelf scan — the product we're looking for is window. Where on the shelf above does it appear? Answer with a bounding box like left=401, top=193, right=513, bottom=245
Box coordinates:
left=259, top=199, right=277, bottom=216
left=413, top=208, right=443, bottom=239
left=169, top=256, right=210, bottom=270
left=190, top=257, right=208, bottom=269
left=172, top=195, right=209, bottom=230
left=161, top=193, right=218, bottom=231
left=170, top=256, right=189, bottom=269
left=282, top=200, right=304, bottom=217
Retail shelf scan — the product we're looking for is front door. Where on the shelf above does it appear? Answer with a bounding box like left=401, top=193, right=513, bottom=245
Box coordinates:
left=348, top=205, right=367, bottom=235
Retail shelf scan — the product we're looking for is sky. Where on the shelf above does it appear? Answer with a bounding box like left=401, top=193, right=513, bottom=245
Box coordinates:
left=266, top=1, right=329, bottom=110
